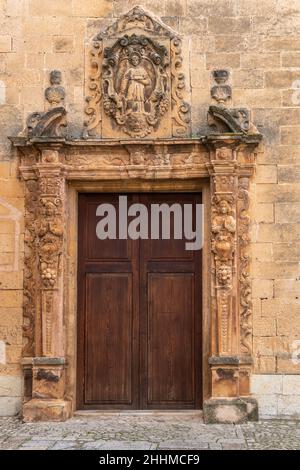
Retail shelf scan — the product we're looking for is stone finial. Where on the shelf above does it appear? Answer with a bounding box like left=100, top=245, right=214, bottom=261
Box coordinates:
left=211, top=69, right=232, bottom=106
left=208, top=69, right=259, bottom=135
left=24, top=69, right=67, bottom=139
left=49, top=70, right=62, bottom=85
left=45, top=70, right=65, bottom=108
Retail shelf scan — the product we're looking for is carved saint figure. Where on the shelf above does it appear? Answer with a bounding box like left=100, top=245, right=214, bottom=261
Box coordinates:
left=120, top=53, right=151, bottom=113
left=212, top=199, right=236, bottom=234
left=212, top=199, right=236, bottom=262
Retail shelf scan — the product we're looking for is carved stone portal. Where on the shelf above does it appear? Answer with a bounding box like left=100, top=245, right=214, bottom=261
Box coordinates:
left=10, top=6, right=263, bottom=424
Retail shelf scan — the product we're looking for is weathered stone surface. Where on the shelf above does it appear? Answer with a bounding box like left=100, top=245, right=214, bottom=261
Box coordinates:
left=0, top=36, right=12, bottom=53
left=256, top=165, right=277, bottom=184
left=1, top=415, right=300, bottom=450
left=274, top=279, right=300, bottom=298
left=0, top=376, right=22, bottom=397
left=282, top=375, right=300, bottom=395
left=275, top=203, right=300, bottom=223
left=0, top=397, right=21, bottom=416
left=253, top=317, right=276, bottom=336
left=22, top=399, right=71, bottom=422
left=252, top=243, right=273, bottom=262
left=203, top=398, right=251, bottom=424
left=252, top=279, right=274, bottom=299
left=251, top=374, right=282, bottom=395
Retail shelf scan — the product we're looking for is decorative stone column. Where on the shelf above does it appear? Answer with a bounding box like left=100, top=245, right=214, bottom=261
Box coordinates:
left=203, top=135, right=259, bottom=424
left=22, top=146, right=71, bottom=422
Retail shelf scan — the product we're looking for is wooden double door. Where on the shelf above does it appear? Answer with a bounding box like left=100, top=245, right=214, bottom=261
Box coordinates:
left=77, top=193, right=202, bottom=409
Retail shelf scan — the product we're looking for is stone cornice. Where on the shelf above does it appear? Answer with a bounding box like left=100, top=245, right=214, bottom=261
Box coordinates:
left=9, top=134, right=262, bottom=149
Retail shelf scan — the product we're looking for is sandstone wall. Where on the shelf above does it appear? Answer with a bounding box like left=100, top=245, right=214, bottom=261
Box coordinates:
left=0, top=0, right=300, bottom=416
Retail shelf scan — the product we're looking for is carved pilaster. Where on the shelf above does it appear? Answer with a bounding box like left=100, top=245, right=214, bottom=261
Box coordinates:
left=20, top=147, right=70, bottom=422
left=209, top=143, right=238, bottom=357
left=203, top=135, right=259, bottom=423
left=36, top=150, right=65, bottom=358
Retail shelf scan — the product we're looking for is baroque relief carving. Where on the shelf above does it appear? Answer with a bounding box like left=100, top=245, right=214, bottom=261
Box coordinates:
left=45, top=70, right=65, bottom=109
left=208, top=69, right=259, bottom=136
left=211, top=69, right=232, bottom=106
left=23, top=179, right=39, bottom=357
left=37, top=168, right=65, bottom=356
left=26, top=70, right=67, bottom=139
left=12, top=132, right=262, bottom=421
left=21, top=149, right=66, bottom=358
left=84, top=6, right=190, bottom=139
left=211, top=193, right=236, bottom=355
left=102, top=34, right=170, bottom=138
left=238, top=176, right=252, bottom=355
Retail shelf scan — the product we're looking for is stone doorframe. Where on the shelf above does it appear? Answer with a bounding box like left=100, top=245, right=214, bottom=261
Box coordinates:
left=10, top=132, right=262, bottom=423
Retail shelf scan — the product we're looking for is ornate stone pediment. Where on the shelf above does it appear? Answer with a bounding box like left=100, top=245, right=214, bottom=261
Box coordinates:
left=84, top=6, right=190, bottom=139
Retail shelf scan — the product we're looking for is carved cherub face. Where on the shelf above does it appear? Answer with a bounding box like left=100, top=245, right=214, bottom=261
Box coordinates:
left=219, top=200, right=230, bottom=215
left=217, top=264, right=232, bottom=285
left=130, top=54, right=141, bottom=67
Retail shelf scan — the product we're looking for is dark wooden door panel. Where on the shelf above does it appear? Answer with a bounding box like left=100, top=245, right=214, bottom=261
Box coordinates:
left=147, top=273, right=195, bottom=406
left=85, top=273, right=133, bottom=405
left=140, top=193, right=202, bottom=409
left=86, top=199, right=131, bottom=261
left=77, top=192, right=202, bottom=410
left=77, top=194, right=139, bottom=410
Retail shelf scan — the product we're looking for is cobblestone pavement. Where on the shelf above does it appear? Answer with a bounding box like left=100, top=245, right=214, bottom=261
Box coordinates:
left=0, top=413, right=299, bottom=450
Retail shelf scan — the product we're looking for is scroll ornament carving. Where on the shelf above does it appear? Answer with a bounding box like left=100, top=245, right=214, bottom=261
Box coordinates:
left=102, top=34, right=170, bottom=138
left=23, top=179, right=40, bottom=356
left=238, top=177, right=252, bottom=355
left=208, top=69, right=259, bottom=135
left=170, top=37, right=191, bottom=136
left=83, top=40, right=103, bottom=139
left=105, top=6, right=175, bottom=37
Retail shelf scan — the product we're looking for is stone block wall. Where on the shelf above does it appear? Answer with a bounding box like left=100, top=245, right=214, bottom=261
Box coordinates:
left=0, top=0, right=300, bottom=416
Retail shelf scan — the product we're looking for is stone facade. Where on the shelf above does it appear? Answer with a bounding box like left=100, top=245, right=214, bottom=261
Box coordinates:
left=0, top=0, right=299, bottom=420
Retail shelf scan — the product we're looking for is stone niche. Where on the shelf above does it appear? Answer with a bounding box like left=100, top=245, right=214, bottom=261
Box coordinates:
left=9, top=7, right=262, bottom=424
